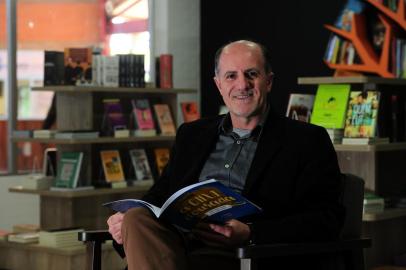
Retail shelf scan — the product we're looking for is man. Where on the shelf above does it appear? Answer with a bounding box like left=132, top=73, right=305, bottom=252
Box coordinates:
left=108, top=40, right=344, bottom=269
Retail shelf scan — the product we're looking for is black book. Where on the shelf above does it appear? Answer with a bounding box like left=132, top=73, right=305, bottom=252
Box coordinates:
left=44, top=51, right=65, bottom=86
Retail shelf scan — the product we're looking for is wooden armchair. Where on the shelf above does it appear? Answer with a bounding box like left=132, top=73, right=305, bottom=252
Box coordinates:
left=78, top=174, right=371, bottom=270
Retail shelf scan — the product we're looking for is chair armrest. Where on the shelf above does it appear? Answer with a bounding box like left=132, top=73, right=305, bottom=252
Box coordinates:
left=236, top=238, right=371, bottom=259
left=78, top=230, right=112, bottom=243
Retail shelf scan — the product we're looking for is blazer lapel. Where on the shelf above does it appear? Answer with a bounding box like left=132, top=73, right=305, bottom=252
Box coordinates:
left=243, top=110, right=286, bottom=195
left=180, top=118, right=221, bottom=184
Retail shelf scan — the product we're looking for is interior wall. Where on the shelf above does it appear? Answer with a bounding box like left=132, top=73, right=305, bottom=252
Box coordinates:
left=0, top=0, right=101, bottom=50
left=201, top=0, right=345, bottom=117
left=0, top=175, right=39, bottom=231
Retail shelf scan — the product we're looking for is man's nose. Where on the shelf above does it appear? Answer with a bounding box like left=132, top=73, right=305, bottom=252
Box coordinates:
left=236, top=75, right=251, bottom=89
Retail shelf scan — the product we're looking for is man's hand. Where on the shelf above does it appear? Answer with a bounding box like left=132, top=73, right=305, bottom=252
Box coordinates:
left=107, top=212, right=124, bottom=244
left=192, top=219, right=251, bottom=247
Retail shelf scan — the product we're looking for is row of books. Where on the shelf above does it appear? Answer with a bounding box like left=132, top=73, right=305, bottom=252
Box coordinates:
left=92, top=54, right=145, bottom=88
left=12, top=100, right=199, bottom=140
left=53, top=148, right=169, bottom=190
left=286, top=84, right=406, bottom=144
left=44, top=48, right=146, bottom=87
left=324, top=35, right=359, bottom=65
left=44, top=48, right=175, bottom=89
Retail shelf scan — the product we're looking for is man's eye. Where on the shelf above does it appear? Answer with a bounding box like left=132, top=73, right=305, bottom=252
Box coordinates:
left=246, top=71, right=259, bottom=79
left=225, top=74, right=236, bottom=80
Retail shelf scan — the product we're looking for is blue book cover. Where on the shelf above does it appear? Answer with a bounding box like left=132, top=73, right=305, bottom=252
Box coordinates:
left=103, top=179, right=262, bottom=231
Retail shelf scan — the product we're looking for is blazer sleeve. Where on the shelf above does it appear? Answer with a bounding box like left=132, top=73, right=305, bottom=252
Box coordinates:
left=249, top=126, right=345, bottom=244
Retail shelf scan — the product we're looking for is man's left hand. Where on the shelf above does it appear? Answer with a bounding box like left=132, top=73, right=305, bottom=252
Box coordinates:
left=192, top=219, right=251, bottom=247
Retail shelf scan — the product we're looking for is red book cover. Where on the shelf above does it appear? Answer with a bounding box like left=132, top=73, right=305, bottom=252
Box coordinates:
left=159, top=54, right=173, bottom=89
left=181, top=102, right=200, bottom=123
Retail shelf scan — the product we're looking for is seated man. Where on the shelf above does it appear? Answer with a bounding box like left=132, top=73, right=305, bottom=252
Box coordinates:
left=107, top=40, right=344, bottom=270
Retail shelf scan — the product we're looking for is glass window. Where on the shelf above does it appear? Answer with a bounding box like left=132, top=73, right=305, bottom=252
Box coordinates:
left=1, top=0, right=150, bottom=174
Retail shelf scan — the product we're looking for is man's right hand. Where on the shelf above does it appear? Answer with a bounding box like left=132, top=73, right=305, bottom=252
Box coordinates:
left=107, top=212, right=124, bottom=244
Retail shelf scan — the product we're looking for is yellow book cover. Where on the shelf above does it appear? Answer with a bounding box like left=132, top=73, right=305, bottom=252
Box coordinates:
left=100, top=150, right=125, bottom=182
left=154, top=148, right=170, bottom=176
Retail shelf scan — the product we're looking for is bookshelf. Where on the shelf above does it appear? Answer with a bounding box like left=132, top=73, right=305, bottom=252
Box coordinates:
left=299, top=76, right=406, bottom=268
left=9, top=85, right=196, bottom=230
left=324, top=0, right=406, bottom=78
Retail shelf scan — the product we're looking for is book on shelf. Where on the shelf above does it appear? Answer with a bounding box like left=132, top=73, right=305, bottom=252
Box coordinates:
left=154, top=148, right=170, bottom=176
left=12, top=130, right=33, bottom=138
left=131, top=99, right=156, bottom=136
left=44, top=51, right=65, bottom=86
left=39, top=228, right=84, bottom=248
left=101, top=99, right=127, bottom=136
left=101, top=55, right=120, bottom=87
left=343, top=91, right=380, bottom=138
left=12, top=224, right=40, bottom=233
left=129, top=149, right=154, bottom=182
left=103, top=179, right=262, bottom=231
left=54, top=152, right=84, bottom=189
left=342, top=137, right=389, bottom=145
left=64, top=47, right=93, bottom=86
left=285, top=93, right=315, bottom=123
left=50, top=186, right=95, bottom=192
left=159, top=54, right=173, bottom=89
left=153, top=104, right=176, bottom=135
left=54, top=130, right=100, bottom=139
left=310, top=84, right=350, bottom=129
left=326, top=128, right=344, bottom=144
left=19, top=174, right=54, bottom=190
left=100, top=150, right=125, bottom=182
left=8, top=232, right=39, bottom=244
left=363, top=192, right=385, bottom=213
left=181, top=101, right=200, bottom=123
left=114, top=128, right=130, bottom=138
left=33, top=129, right=56, bottom=138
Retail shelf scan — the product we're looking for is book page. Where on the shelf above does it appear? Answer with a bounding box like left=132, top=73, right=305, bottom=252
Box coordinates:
left=103, top=199, right=161, bottom=218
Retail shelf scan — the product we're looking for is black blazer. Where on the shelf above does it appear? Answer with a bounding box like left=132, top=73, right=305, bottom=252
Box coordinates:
left=143, top=108, right=345, bottom=244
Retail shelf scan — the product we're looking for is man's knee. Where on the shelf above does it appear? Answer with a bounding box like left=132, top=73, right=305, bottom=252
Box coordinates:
left=122, top=207, right=153, bottom=229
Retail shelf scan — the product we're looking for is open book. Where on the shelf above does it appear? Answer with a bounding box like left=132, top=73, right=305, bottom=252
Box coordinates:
left=103, top=179, right=262, bottom=231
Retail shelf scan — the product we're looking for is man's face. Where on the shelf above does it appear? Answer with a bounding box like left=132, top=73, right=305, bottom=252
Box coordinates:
left=214, top=43, right=272, bottom=121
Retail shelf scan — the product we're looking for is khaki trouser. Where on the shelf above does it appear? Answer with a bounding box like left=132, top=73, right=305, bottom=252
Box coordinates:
left=122, top=207, right=188, bottom=270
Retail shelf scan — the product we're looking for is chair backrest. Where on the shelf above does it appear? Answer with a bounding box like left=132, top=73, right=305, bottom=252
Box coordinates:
left=339, top=173, right=365, bottom=239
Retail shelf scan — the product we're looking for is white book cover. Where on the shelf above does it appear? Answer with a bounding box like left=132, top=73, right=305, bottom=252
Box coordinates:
left=286, top=93, right=315, bottom=123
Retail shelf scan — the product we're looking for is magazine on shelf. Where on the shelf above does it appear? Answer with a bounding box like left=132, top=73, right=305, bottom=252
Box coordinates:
left=103, top=179, right=262, bottom=231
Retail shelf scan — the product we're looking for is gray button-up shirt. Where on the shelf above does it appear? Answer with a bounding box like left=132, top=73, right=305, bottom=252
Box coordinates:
left=198, top=109, right=268, bottom=193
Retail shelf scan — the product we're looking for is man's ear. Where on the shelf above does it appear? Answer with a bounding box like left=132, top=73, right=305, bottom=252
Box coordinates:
left=213, top=76, right=221, bottom=92
left=266, top=73, right=273, bottom=92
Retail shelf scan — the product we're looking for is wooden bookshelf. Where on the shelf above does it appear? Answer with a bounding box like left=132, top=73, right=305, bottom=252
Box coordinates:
left=9, top=183, right=152, bottom=198
left=363, top=208, right=406, bottom=222
left=334, top=142, right=406, bottom=152
left=32, top=86, right=196, bottom=94
left=298, top=76, right=406, bottom=85
left=11, top=135, right=175, bottom=144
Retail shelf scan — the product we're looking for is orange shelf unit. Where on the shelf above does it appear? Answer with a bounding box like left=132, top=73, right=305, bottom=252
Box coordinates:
left=366, top=0, right=406, bottom=31
left=325, top=13, right=394, bottom=78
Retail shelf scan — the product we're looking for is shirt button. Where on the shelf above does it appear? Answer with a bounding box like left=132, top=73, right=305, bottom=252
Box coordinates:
left=236, top=140, right=241, bottom=144
left=225, top=164, right=230, bottom=168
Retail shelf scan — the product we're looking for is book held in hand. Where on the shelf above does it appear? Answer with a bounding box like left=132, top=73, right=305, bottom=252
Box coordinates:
left=103, top=179, right=262, bottom=231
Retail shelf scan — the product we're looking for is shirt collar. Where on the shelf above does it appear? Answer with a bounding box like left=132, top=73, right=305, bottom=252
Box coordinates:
left=218, top=105, right=270, bottom=139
